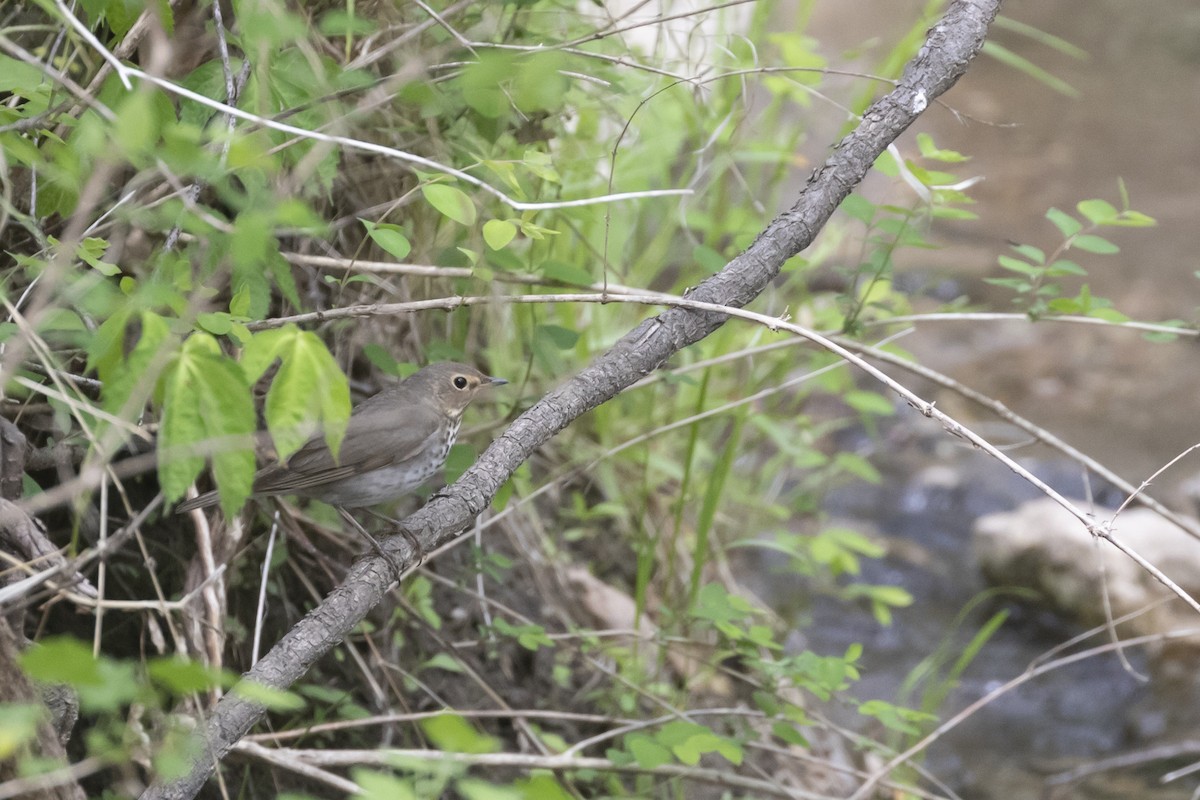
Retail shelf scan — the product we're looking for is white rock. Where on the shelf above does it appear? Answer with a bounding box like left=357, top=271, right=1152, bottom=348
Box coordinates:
left=972, top=498, right=1200, bottom=654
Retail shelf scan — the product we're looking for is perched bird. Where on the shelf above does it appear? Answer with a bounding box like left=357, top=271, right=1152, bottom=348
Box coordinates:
left=175, top=362, right=506, bottom=513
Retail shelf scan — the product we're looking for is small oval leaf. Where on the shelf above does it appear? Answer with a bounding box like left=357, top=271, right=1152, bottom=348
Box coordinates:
left=361, top=219, right=412, bottom=260
left=483, top=219, right=516, bottom=250
left=422, top=184, right=477, bottom=226
left=1070, top=234, right=1119, bottom=254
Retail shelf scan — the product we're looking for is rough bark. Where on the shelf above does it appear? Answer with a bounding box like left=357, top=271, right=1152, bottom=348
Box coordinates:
left=0, top=417, right=26, bottom=501
left=0, top=616, right=85, bottom=800
left=142, top=2, right=1002, bottom=797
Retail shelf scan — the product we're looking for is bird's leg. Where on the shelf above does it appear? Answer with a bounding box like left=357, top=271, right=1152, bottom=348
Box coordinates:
left=360, top=507, right=426, bottom=566
left=337, top=507, right=405, bottom=576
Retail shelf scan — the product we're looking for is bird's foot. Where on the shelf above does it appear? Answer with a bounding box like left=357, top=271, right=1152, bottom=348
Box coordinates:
left=338, top=507, right=405, bottom=577
left=395, top=524, right=426, bottom=567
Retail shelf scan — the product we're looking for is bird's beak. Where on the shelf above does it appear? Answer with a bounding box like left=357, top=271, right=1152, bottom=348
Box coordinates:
left=486, top=376, right=508, bottom=386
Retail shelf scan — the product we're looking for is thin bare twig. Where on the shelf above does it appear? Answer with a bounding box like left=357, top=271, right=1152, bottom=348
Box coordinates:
left=233, top=742, right=833, bottom=800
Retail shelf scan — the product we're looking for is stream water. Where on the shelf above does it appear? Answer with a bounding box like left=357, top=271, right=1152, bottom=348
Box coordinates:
left=759, top=2, right=1200, bottom=797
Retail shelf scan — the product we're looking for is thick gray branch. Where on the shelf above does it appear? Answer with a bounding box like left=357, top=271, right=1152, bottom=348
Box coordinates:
left=142, top=2, right=1001, bottom=797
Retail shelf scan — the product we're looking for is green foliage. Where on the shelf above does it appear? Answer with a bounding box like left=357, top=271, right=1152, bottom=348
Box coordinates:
left=421, top=713, right=500, bottom=754
left=421, top=183, right=478, bottom=227
left=612, top=720, right=743, bottom=769
left=0, top=2, right=1176, bottom=798
left=0, top=704, right=47, bottom=758
left=491, top=618, right=555, bottom=652
left=984, top=15, right=1089, bottom=97
left=836, top=135, right=978, bottom=333
left=987, top=186, right=1155, bottom=318
left=159, top=332, right=258, bottom=512
left=242, top=324, right=352, bottom=463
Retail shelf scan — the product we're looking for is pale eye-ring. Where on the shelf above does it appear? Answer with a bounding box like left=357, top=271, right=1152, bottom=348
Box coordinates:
left=453, top=376, right=469, bottom=390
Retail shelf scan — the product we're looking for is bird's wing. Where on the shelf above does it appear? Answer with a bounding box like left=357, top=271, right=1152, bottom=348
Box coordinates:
left=251, top=402, right=442, bottom=495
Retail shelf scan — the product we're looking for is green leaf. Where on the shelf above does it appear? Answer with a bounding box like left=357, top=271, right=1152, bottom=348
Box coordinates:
left=930, top=205, right=978, bottom=221
left=516, top=218, right=561, bottom=240
left=96, top=310, right=175, bottom=430
left=534, top=324, right=578, bottom=351
left=513, top=775, right=572, bottom=800
left=858, top=699, right=934, bottom=736
left=19, top=636, right=139, bottom=713
left=480, top=250, right=521, bottom=274
left=655, top=721, right=742, bottom=766
left=1046, top=298, right=1082, bottom=314
left=840, top=196, right=878, bottom=226
left=18, top=636, right=102, bottom=687
left=844, top=390, right=894, bottom=416
left=88, top=308, right=134, bottom=379
left=420, top=653, right=465, bottom=674
left=353, top=770, right=416, bottom=800
left=834, top=452, right=881, bottom=483
left=521, top=149, right=560, bottom=183
left=512, top=51, right=569, bottom=113
left=691, top=583, right=756, bottom=625
left=362, top=343, right=402, bottom=376
left=422, top=184, right=477, bottom=226
left=362, top=219, right=412, bottom=260
left=984, top=277, right=1031, bottom=292
left=459, top=51, right=517, bottom=118
left=229, top=210, right=276, bottom=319
left=1045, top=207, right=1082, bottom=238
left=229, top=285, right=253, bottom=318
left=232, top=680, right=306, bottom=711
left=421, top=713, right=499, bottom=754
left=113, top=90, right=166, bottom=158
left=1106, top=210, right=1156, bottom=228
left=268, top=252, right=302, bottom=310
left=317, top=9, right=376, bottom=36
left=992, top=16, right=1088, bottom=60
left=996, top=255, right=1038, bottom=275
left=915, top=132, right=969, bottom=163
left=983, top=41, right=1079, bottom=98
left=1010, top=243, right=1045, bottom=264
left=482, top=219, right=517, bottom=250
left=0, top=704, right=42, bottom=759
left=540, top=260, right=593, bottom=286
left=75, top=236, right=121, bottom=275
left=1086, top=308, right=1129, bottom=323
left=148, top=657, right=227, bottom=695
left=1070, top=234, right=1119, bottom=254
left=0, top=55, right=49, bottom=94
left=627, top=734, right=673, bottom=768
left=457, top=780, right=522, bottom=800
left=1045, top=259, right=1087, bottom=276
left=159, top=335, right=257, bottom=513
left=492, top=618, right=553, bottom=651
left=692, top=244, right=727, bottom=273
left=772, top=721, right=809, bottom=746
left=197, top=312, right=233, bottom=335
left=241, top=328, right=351, bottom=462
left=1076, top=198, right=1119, bottom=224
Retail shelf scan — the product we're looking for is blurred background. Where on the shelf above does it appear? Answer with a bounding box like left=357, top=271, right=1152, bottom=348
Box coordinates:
left=813, top=0, right=1200, bottom=494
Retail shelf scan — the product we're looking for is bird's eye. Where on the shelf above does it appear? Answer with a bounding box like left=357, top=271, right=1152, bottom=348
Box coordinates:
left=453, top=376, right=469, bottom=390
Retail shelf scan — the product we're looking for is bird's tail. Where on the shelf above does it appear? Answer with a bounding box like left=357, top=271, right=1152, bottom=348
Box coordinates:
left=174, top=490, right=220, bottom=514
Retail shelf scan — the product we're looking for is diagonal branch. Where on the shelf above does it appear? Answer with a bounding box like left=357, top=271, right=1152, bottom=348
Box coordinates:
left=141, top=2, right=1001, bottom=797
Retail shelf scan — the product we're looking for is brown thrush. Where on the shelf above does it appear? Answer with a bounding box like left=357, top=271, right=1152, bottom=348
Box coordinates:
left=175, top=362, right=506, bottom=513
